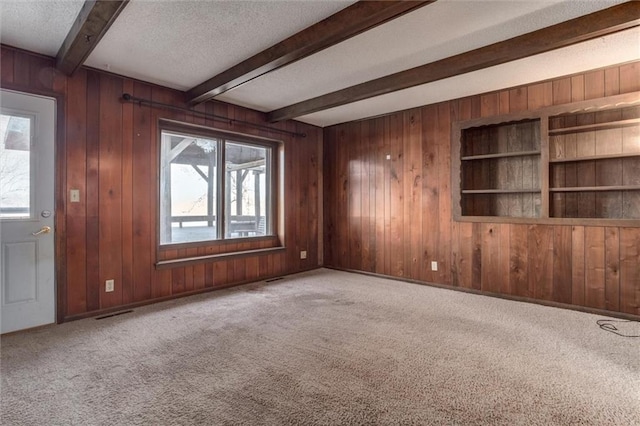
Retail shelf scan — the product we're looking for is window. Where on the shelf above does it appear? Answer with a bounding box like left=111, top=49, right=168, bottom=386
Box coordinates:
left=0, top=113, right=33, bottom=219
left=160, top=124, right=275, bottom=246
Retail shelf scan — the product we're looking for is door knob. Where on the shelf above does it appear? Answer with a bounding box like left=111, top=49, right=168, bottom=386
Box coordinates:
left=31, top=226, right=51, bottom=236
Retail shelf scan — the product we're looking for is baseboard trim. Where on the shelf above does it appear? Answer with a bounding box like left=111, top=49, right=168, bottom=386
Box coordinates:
left=325, top=266, right=640, bottom=322
left=62, top=266, right=322, bottom=323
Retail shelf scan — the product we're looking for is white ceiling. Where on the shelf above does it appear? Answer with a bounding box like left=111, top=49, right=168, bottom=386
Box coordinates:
left=0, top=0, right=84, bottom=56
left=1, top=0, right=638, bottom=128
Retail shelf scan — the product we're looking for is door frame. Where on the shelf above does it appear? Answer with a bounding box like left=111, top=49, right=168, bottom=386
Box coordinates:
left=1, top=81, right=67, bottom=326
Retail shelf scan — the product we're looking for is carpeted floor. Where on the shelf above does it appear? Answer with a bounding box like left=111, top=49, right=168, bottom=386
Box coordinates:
left=1, top=268, right=639, bottom=425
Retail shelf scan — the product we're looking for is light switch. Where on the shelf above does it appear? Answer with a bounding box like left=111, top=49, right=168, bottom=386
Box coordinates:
left=70, top=189, right=80, bottom=203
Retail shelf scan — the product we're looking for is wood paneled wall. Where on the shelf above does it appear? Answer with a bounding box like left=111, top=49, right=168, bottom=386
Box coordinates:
left=324, top=61, right=640, bottom=315
left=1, top=46, right=321, bottom=320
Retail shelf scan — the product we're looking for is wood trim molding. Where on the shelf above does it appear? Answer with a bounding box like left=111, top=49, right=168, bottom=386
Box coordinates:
left=267, top=1, right=640, bottom=122
left=186, top=1, right=434, bottom=104
left=56, top=0, right=129, bottom=75
left=155, top=246, right=286, bottom=269
left=327, top=267, right=640, bottom=322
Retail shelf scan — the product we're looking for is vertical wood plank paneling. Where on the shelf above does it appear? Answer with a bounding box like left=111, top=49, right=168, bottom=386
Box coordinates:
left=404, top=109, right=422, bottom=280
left=383, top=116, right=392, bottom=276
left=374, top=117, right=385, bottom=275
left=619, top=62, right=640, bottom=93
left=349, top=121, right=362, bottom=271
left=509, top=87, right=527, bottom=113
left=457, top=223, right=474, bottom=289
left=389, top=113, right=404, bottom=277
left=471, top=223, right=482, bottom=290
left=498, top=224, right=511, bottom=294
left=552, top=226, right=572, bottom=304
left=98, top=73, right=124, bottom=308
left=13, top=50, right=30, bottom=87
left=480, top=223, right=501, bottom=293
left=27, top=54, right=53, bottom=92
left=604, top=67, right=620, bottom=96
left=85, top=70, right=101, bottom=312
left=1, top=48, right=15, bottom=84
left=65, top=68, right=87, bottom=315
left=323, top=126, right=335, bottom=266
left=529, top=225, right=553, bottom=301
left=510, top=224, right=529, bottom=297
left=604, top=227, right=620, bottom=312
left=336, top=126, right=349, bottom=269
left=436, top=103, right=452, bottom=284
left=422, top=105, right=438, bottom=282
left=360, top=121, right=371, bottom=272
left=571, top=226, right=586, bottom=306
left=121, top=79, right=134, bottom=305
left=619, top=228, right=640, bottom=315
left=527, top=82, right=553, bottom=110
left=584, top=226, right=606, bottom=309
left=308, top=128, right=320, bottom=269
left=131, top=82, right=152, bottom=302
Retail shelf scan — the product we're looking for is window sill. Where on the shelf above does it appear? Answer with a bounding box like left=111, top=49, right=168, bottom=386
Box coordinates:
left=155, top=246, right=286, bottom=270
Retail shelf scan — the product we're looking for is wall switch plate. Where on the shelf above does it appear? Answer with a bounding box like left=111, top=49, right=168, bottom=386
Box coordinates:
left=431, top=261, right=438, bottom=271
left=300, top=250, right=307, bottom=259
left=105, top=279, right=114, bottom=292
left=70, top=189, right=80, bottom=203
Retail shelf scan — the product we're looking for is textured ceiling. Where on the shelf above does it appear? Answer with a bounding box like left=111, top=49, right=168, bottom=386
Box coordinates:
left=0, top=0, right=637, bottom=128
left=0, top=0, right=84, bottom=56
left=299, top=27, right=640, bottom=127
left=84, top=0, right=354, bottom=90
left=216, top=0, right=628, bottom=112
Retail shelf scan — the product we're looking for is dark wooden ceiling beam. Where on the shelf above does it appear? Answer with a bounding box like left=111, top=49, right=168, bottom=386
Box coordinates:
left=186, top=1, right=435, bottom=105
left=267, top=1, right=640, bottom=123
left=56, top=0, right=129, bottom=75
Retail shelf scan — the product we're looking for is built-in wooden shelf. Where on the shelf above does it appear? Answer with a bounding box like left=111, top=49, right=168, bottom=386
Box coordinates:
left=462, top=189, right=540, bottom=194
left=550, top=185, right=640, bottom=192
left=453, top=91, right=640, bottom=222
left=461, top=150, right=540, bottom=161
left=548, top=118, right=640, bottom=136
left=549, top=152, right=640, bottom=163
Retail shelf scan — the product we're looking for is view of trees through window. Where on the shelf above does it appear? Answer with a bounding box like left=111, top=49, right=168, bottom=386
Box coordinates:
left=160, top=129, right=272, bottom=245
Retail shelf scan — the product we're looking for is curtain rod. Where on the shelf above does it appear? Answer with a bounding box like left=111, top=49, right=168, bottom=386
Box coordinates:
left=121, top=93, right=306, bottom=138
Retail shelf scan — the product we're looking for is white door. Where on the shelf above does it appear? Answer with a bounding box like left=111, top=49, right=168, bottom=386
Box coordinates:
left=1, top=89, right=56, bottom=334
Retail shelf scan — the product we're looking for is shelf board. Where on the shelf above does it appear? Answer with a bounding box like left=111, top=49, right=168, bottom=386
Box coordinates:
left=549, top=152, right=640, bottom=163
left=462, top=189, right=541, bottom=194
left=550, top=185, right=640, bottom=192
left=461, top=150, right=540, bottom=161
left=548, top=118, right=640, bottom=136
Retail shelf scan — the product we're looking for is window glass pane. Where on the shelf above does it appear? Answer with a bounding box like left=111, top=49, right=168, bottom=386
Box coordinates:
left=225, top=142, right=269, bottom=239
left=160, top=131, right=218, bottom=244
left=0, top=114, right=31, bottom=219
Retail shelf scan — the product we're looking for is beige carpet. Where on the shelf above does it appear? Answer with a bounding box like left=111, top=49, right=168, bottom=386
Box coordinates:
left=1, top=268, right=639, bottom=425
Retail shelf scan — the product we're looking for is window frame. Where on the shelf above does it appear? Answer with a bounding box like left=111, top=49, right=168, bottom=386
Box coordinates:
left=158, top=119, right=280, bottom=250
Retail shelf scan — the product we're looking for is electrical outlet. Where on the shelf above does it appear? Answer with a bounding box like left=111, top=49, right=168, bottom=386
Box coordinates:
left=431, top=261, right=438, bottom=271
left=105, top=279, right=114, bottom=292
left=300, top=250, right=307, bottom=260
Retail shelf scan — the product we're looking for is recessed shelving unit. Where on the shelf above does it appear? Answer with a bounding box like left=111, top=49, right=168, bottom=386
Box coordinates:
left=548, top=103, right=640, bottom=220
left=452, top=91, right=640, bottom=224
left=457, top=118, right=541, bottom=218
